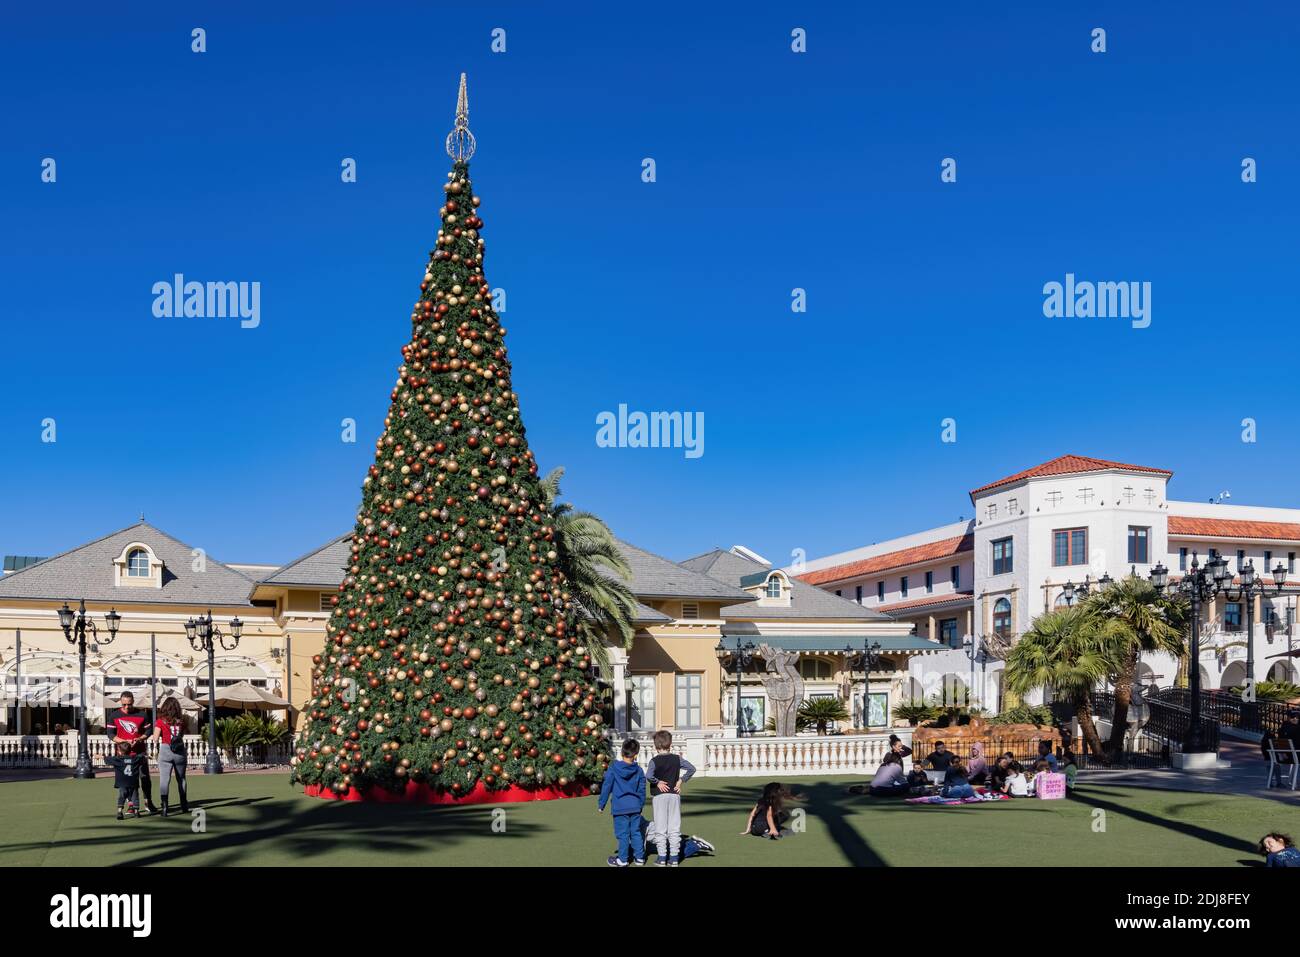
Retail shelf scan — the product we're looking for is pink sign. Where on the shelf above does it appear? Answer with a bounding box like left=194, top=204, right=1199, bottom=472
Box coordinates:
left=1036, top=772, right=1067, bottom=800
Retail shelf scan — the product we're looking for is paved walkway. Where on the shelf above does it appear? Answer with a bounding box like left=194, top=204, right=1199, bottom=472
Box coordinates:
left=1078, top=739, right=1300, bottom=805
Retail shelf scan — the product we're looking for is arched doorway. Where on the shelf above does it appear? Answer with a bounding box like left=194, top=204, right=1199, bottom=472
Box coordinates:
left=1267, top=660, right=1297, bottom=684
left=1220, top=661, right=1248, bottom=690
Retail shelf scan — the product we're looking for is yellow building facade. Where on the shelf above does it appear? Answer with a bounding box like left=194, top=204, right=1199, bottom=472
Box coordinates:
left=0, top=525, right=944, bottom=739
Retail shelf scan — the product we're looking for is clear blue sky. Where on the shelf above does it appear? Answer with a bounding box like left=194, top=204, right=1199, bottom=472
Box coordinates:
left=2, top=1, right=1298, bottom=569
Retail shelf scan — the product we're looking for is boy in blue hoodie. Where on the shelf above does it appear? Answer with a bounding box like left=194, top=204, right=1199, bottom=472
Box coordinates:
left=598, top=738, right=647, bottom=866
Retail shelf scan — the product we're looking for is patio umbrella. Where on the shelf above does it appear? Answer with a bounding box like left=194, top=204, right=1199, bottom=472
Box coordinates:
left=196, top=680, right=290, bottom=711
left=103, top=686, right=202, bottom=712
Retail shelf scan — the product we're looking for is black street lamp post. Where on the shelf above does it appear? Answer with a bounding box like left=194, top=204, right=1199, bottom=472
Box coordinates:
left=962, top=635, right=988, bottom=710
left=1219, top=559, right=1287, bottom=729
left=715, top=638, right=755, bottom=736
left=843, top=639, right=882, bottom=728
left=57, top=599, right=121, bottom=779
left=1150, top=553, right=1233, bottom=752
left=1062, top=572, right=1111, bottom=608
left=185, top=609, right=242, bottom=774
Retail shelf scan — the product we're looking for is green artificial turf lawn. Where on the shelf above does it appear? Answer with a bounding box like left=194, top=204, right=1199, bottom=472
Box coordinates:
left=0, top=773, right=1288, bottom=867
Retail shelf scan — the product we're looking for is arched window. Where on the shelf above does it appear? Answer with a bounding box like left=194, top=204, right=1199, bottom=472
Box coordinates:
left=993, top=598, right=1012, bottom=638
left=765, top=575, right=783, bottom=599
left=127, top=548, right=151, bottom=577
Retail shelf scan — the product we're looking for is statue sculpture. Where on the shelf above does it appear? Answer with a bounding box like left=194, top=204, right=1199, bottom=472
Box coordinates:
left=757, top=644, right=804, bottom=737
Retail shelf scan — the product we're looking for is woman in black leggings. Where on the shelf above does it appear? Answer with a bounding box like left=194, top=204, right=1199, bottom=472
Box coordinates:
left=150, top=697, right=189, bottom=816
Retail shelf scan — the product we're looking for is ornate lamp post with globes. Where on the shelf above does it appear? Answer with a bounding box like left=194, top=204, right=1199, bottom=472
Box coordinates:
left=843, top=639, right=883, bottom=728
left=1218, top=559, right=1287, bottom=730
left=57, top=600, right=121, bottom=779
left=715, top=638, right=756, bottom=736
left=1149, top=553, right=1232, bottom=753
left=185, top=609, right=242, bottom=774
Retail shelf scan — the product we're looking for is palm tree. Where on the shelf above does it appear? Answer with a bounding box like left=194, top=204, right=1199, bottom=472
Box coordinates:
left=539, top=467, right=640, bottom=675
left=1004, top=605, right=1116, bottom=759
left=1081, top=574, right=1187, bottom=756
left=798, top=697, right=850, bottom=735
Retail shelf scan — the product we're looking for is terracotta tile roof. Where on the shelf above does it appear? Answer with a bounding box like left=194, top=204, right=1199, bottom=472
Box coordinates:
left=796, top=533, right=973, bottom=587
left=876, top=591, right=975, bottom=614
left=970, top=455, right=1172, bottom=499
left=1168, top=516, right=1300, bottom=542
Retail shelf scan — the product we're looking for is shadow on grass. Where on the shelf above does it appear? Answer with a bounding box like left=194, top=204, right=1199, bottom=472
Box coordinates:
left=683, top=781, right=889, bottom=865
left=0, top=788, right=552, bottom=867
left=1071, top=785, right=1258, bottom=854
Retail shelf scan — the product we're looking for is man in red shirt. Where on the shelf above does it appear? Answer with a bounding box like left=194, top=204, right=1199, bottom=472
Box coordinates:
left=104, top=691, right=158, bottom=815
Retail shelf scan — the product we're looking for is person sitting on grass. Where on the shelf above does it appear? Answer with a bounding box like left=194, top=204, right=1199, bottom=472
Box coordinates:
left=743, top=782, right=790, bottom=839
left=1062, top=749, right=1079, bottom=790
left=1027, top=759, right=1053, bottom=796
left=1260, top=832, right=1300, bottom=867
left=923, top=740, right=956, bottom=772
left=940, top=760, right=975, bottom=800
left=966, top=742, right=989, bottom=785
left=988, top=753, right=1015, bottom=792
left=888, top=733, right=913, bottom=766
left=906, top=763, right=932, bottom=794
left=1036, top=740, right=1059, bottom=772
left=104, top=740, right=143, bottom=819
left=868, top=751, right=910, bottom=797
left=1002, top=762, right=1029, bottom=797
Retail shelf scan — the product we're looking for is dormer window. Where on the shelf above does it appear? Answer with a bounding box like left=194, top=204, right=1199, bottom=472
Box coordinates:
left=112, top=542, right=164, bottom=589
left=127, top=549, right=151, bottom=577
left=765, top=576, right=782, bottom=599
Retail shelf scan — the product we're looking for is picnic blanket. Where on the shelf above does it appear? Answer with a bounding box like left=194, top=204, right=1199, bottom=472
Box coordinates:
left=905, top=792, right=1011, bottom=806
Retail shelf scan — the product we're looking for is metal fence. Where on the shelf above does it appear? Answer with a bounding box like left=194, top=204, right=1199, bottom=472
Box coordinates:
left=1146, top=687, right=1289, bottom=736
left=1092, top=689, right=1219, bottom=753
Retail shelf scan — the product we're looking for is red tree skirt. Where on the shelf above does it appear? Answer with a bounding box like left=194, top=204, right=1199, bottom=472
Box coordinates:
left=303, top=779, right=590, bottom=805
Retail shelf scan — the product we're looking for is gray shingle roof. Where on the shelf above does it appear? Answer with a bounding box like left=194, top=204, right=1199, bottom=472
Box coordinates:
left=0, top=522, right=255, bottom=607
left=679, top=549, right=891, bottom=621
left=258, top=533, right=351, bottom=588
left=614, top=540, right=755, bottom=602
left=632, top=601, right=672, bottom=623
left=252, top=535, right=729, bottom=615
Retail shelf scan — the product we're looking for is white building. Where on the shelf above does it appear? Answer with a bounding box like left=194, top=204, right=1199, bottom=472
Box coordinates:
left=796, top=455, right=1300, bottom=710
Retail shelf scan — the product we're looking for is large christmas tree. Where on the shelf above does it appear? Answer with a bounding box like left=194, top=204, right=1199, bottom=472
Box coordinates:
left=293, top=76, right=611, bottom=803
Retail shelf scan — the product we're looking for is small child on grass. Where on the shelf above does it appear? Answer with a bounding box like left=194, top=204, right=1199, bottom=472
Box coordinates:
left=598, top=738, right=647, bottom=867
left=645, top=730, right=696, bottom=866
left=1260, top=832, right=1300, bottom=867
left=104, top=740, right=143, bottom=819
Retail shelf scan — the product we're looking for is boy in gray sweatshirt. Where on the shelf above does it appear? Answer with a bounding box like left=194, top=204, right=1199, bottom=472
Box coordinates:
left=645, top=730, right=697, bottom=866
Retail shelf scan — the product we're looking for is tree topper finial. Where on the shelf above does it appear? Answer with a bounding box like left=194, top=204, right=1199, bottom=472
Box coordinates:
left=446, top=72, right=476, bottom=162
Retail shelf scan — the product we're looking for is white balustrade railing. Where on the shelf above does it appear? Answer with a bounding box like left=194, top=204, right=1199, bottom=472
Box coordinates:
left=3, top=729, right=904, bottom=777
left=704, top=731, right=903, bottom=777
left=0, top=733, right=292, bottom=769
